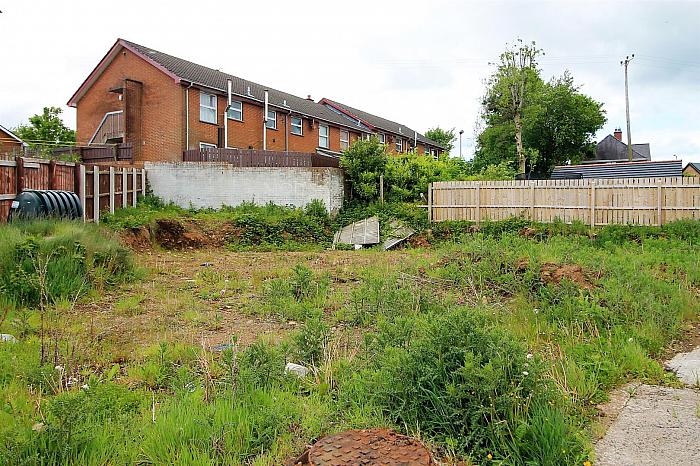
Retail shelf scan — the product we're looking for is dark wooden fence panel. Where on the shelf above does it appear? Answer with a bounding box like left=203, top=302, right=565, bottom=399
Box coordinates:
left=183, top=148, right=340, bottom=168
left=0, top=157, right=145, bottom=223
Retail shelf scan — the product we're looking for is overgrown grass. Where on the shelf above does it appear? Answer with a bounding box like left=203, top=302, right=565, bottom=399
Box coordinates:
left=0, top=220, right=135, bottom=310
left=1, top=216, right=699, bottom=464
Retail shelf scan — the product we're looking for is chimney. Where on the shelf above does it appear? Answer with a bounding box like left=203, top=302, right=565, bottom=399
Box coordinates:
left=306, top=94, right=313, bottom=101
left=613, top=128, right=622, bottom=141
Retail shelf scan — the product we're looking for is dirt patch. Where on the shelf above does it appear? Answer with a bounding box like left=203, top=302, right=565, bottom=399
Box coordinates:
left=540, top=262, right=595, bottom=289
left=154, top=219, right=210, bottom=249
left=120, top=226, right=152, bottom=251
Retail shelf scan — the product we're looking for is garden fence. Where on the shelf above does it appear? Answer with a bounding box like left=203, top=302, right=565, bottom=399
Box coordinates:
left=428, top=177, right=700, bottom=226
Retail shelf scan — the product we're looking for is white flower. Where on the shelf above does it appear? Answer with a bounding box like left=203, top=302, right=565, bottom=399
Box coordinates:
left=533, top=308, right=539, bottom=314
left=522, top=371, right=529, bottom=376
left=627, top=337, right=634, bottom=342
left=526, top=353, right=534, bottom=360
left=81, top=384, right=89, bottom=390
left=55, top=365, right=64, bottom=372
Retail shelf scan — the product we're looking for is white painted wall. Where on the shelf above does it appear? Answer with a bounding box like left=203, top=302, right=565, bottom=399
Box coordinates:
left=145, top=162, right=345, bottom=213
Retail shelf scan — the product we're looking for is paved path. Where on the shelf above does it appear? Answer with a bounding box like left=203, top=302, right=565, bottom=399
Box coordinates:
left=596, top=346, right=700, bottom=466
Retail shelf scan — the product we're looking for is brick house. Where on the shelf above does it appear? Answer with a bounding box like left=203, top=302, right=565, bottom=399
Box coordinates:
left=0, top=124, right=25, bottom=155
left=68, top=39, right=444, bottom=163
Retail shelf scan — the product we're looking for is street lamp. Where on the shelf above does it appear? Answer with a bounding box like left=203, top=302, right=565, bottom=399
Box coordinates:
left=459, top=130, right=464, bottom=158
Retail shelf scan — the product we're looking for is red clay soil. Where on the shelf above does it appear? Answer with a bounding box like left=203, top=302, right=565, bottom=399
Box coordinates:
left=289, top=429, right=432, bottom=466
left=540, top=262, right=595, bottom=289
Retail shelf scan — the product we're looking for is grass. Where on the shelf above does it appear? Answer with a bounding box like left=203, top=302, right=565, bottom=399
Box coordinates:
left=1, top=215, right=699, bottom=464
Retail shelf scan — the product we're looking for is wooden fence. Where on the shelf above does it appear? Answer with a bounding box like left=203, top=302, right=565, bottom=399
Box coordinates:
left=0, top=157, right=145, bottom=223
left=3, top=144, right=134, bottom=163
left=183, top=148, right=340, bottom=168
left=428, top=177, right=700, bottom=226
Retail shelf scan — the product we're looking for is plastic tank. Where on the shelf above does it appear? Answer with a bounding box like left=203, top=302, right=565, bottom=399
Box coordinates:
left=8, top=190, right=83, bottom=221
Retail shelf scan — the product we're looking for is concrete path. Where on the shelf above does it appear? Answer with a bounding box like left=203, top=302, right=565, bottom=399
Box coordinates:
left=596, top=346, right=700, bottom=466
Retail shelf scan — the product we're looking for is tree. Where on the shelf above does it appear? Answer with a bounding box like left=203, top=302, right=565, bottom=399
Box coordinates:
left=340, top=137, right=389, bottom=201
left=474, top=44, right=606, bottom=177
left=425, top=127, right=456, bottom=153
left=485, top=40, right=543, bottom=174
left=14, top=107, right=76, bottom=148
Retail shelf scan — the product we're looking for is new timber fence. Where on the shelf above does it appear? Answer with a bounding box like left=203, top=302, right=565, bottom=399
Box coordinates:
left=0, top=157, right=145, bottom=223
left=428, top=177, right=700, bottom=226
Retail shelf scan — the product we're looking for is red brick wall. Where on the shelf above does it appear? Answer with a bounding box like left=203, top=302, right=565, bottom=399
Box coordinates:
left=75, top=48, right=183, bottom=162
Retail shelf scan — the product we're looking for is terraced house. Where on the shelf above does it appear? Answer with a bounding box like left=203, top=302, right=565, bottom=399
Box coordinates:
left=68, top=39, right=444, bottom=162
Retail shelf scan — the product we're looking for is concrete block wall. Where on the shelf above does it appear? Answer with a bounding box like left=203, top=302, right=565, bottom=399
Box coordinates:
left=145, top=162, right=345, bottom=213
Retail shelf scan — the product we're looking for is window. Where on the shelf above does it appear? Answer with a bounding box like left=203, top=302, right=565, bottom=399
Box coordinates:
left=266, top=110, right=277, bottom=129
left=200, top=142, right=217, bottom=150
left=319, top=124, right=329, bottom=148
left=227, top=100, right=243, bottom=121
left=362, top=133, right=371, bottom=141
left=291, top=116, right=303, bottom=135
left=340, top=129, right=350, bottom=150
left=395, top=137, right=403, bottom=153
left=200, top=91, right=217, bottom=124
left=377, top=133, right=386, bottom=144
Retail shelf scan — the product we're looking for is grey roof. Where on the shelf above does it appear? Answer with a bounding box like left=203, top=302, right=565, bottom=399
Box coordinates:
left=321, top=98, right=443, bottom=147
left=684, top=162, right=700, bottom=174
left=551, top=160, right=682, bottom=179
left=588, top=134, right=651, bottom=163
left=122, top=40, right=439, bottom=144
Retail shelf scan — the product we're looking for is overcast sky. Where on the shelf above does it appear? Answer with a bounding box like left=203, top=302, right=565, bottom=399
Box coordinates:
left=1, top=0, right=698, bottom=162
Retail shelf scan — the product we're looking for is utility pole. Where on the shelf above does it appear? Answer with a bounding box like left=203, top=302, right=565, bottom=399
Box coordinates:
left=621, top=54, right=634, bottom=161
left=459, top=130, right=464, bottom=158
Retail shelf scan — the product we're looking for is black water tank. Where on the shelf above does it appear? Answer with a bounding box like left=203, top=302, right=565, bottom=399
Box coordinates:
left=8, top=190, right=83, bottom=221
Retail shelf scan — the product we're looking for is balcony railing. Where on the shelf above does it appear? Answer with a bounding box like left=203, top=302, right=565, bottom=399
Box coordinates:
left=89, top=111, right=124, bottom=144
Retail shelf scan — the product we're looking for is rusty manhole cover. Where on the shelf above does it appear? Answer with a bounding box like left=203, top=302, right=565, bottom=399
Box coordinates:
left=305, top=428, right=432, bottom=465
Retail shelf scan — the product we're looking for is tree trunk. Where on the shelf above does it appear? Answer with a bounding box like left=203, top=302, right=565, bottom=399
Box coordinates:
left=514, top=111, right=525, bottom=174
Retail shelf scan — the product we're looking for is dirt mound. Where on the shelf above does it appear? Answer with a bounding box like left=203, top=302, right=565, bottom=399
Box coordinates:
left=154, top=219, right=209, bottom=249
left=540, top=262, right=594, bottom=289
left=120, top=226, right=152, bottom=251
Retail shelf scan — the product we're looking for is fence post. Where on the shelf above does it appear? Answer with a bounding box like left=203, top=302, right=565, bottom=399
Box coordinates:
left=122, top=168, right=127, bottom=208
left=15, top=156, right=25, bottom=194
left=657, top=182, right=663, bottom=226
left=590, top=180, right=596, bottom=228
left=79, top=165, right=86, bottom=222
left=109, top=166, right=115, bottom=214
left=93, top=165, right=100, bottom=223
left=475, top=182, right=481, bottom=225
left=379, top=174, right=384, bottom=205
left=427, top=183, right=433, bottom=222
left=48, top=160, right=57, bottom=190
left=132, top=168, right=137, bottom=207
left=141, top=168, right=146, bottom=196
left=529, top=181, right=535, bottom=220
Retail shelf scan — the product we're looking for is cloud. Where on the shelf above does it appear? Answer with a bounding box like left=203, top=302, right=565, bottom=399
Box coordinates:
left=0, top=0, right=698, bottom=162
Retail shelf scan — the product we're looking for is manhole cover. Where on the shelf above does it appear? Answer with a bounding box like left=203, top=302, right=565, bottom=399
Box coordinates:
left=306, top=428, right=432, bottom=465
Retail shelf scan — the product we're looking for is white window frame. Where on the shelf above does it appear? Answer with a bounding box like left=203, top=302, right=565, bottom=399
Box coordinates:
left=227, top=100, right=243, bottom=121
left=199, top=142, right=217, bottom=150
left=319, top=124, right=329, bottom=149
left=362, top=133, right=371, bottom=141
left=266, top=110, right=277, bottom=129
left=377, top=133, right=386, bottom=144
left=199, top=91, right=217, bottom=124
left=395, top=137, right=403, bottom=153
left=340, top=129, right=350, bottom=150
left=291, top=116, right=303, bottom=135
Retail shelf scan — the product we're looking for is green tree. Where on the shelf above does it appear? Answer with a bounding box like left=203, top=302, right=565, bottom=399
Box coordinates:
left=424, top=127, right=456, bottom=153
left=474, top=46, right=605, bottom=177
left=484, top=39, right=543, bottom=174
left=14, top=107, right=76, bottom=148
left=340, top=137, right=389, bottom=201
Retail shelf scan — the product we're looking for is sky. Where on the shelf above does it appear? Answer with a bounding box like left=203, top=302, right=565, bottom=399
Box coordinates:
left=1, top=0, right=699, bottom=163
